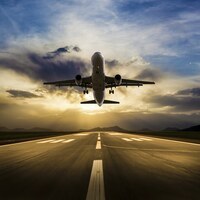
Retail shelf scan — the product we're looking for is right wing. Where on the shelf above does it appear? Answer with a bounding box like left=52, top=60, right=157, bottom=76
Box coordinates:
left=43, top=76, right=92, bottom=88
left=105, top=76, right=155, bottom=88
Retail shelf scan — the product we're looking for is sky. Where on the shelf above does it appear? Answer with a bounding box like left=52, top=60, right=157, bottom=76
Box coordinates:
left=0, top=0, right=200, bottom=131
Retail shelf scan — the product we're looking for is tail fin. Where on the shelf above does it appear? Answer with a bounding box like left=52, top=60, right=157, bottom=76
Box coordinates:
left=80, top=100, right=119, bottom=104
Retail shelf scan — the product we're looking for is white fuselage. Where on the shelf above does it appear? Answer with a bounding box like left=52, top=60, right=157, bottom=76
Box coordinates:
left=91, top=52, right=105, bottom=106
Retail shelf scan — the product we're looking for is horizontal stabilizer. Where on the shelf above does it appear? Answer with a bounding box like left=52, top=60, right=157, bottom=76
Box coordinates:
left=80, top=100, right=120, bottom=104
left=81, top=100, right=96, bottom=104
left=104, top=100, right=119, bottom=104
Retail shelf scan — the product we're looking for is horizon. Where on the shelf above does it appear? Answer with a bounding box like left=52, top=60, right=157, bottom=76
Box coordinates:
left=0, top=0, right=200, bottom=130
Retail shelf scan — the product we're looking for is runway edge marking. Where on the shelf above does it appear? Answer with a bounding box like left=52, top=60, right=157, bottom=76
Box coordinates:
left=86, top=160, right=105, bottom=200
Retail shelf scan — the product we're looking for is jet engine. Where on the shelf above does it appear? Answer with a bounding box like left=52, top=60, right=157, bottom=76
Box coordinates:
left=75, top=75, right=82, bottom=85
left=115, top=74, right=122, bottom=85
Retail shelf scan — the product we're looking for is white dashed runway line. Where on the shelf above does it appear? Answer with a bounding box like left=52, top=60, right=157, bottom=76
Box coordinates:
left=37, top=139, right=75, bottom=144
left=108, top=133, right=122, bottom=136
left=76, top=133, right=89, bottom=136
left=62, top=139, right=75, bottom=143
left=37, top=139, right=55, bottom=144
left=96, top=141, right=101, bottom=149
left=122, top=138, right=132, bottom=142
left=122, top=137, right=153, bottom=142
left=50, top=139, right=65, bottom=143
left=86, top=160, right=105, bottom=200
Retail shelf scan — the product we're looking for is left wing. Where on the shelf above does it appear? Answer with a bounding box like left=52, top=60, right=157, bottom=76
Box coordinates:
left=105, top=76, right=155, bottom=88
left=43, top=76, right=92, bottom=88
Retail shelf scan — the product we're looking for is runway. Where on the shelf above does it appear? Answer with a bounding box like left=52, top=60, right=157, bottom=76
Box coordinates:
left=0, top=132, right=200, bottom=200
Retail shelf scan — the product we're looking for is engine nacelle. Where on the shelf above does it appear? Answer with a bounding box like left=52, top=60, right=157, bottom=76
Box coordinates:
left=115, top=74, right=122, bottom=85
left=75, top=75, right=82, bottom=85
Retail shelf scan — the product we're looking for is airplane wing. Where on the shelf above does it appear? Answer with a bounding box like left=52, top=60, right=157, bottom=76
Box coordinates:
left=105, top=76, right=155, bottom=88
left=43, top=76, right=92, bottom=88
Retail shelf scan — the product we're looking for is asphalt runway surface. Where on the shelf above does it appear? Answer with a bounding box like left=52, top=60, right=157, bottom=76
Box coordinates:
left=0, top=132, right=200, bottom=200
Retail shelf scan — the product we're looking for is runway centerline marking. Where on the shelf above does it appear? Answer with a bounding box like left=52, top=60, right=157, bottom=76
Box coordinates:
left=96, top=141, right=101, bottom=149
left=122, top=138, right=132, bottom=142
left=62, top=139, right=75, bottom=143
left=86, top=160, right=105, bottom=200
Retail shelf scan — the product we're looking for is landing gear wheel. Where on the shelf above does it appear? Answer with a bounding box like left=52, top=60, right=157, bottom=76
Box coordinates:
left=84, top=90, right=89, bottom=94
left=109, top=90, right=114, bottom=94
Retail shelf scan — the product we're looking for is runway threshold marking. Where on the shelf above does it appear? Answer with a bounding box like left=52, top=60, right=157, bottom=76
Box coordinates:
left=62, top=139, right=75, bottom=143
left=37, top=139, right=55, bottom=144
left=122, top=137, right=153, bottom=142
left=76, top=133, right=89, bottom=136
left=131, top=138, right=143, bottom=141
left=122, top=138, right=132, bottom=142
left=86, top=160, right=105, bottom=200
left=50, top=139, right=65, bottom=143
left=108, top=133, right=122, bottom=135
left=139, top=137, right=153, bottom=141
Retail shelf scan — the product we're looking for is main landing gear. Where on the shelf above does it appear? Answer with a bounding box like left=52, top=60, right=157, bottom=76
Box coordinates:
left=83, top=90, right=89, bottom=94
left=109, top=89, right=114, bottom=94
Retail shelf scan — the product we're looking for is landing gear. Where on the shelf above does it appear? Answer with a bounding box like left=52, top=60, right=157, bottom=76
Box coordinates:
left=83, top=90, right=89, bottom=94
left=109, top=89, right=114, bottom=94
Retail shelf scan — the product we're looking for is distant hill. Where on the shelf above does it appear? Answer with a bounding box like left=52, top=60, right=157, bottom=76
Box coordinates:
left=0, top=127, right=10, bottom=131
left=138, top=128, right=153, bottom=132
left=89, top=126, right=128, bottom=132
left=163, top=127, right=180, bottom=131
left=182, top=125, right=200, bottom=131
left=0, top=127, right=53, bottom=132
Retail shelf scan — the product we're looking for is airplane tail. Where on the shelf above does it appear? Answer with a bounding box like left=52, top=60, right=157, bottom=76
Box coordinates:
left=81, top=100, right=119, bottom=104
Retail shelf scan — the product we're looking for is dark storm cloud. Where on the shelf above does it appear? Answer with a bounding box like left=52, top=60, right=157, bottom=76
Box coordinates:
left=6, top=89, right=42, bottom=98
left=0, top=50, right=89, bottom=82
left=105, top=59, right=120, bottom=67
left=28, top=53, right=88, bottom=81
left=135, top=68, right=161, bottom=81
left=176, top=88, right=200, bottom=96
left=43, top=45, right=81, bottom=59
left=146, top=94, right=200, bottom=111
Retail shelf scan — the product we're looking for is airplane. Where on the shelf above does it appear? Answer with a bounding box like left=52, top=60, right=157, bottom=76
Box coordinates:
left=44, top=52, right=155, bottom=106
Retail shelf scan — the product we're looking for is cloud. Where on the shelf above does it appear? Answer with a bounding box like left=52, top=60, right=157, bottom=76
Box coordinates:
left=135, top=68, right=162, bottom=81
left=145, top=94, right=200, bottom=112
left=105, top=59, right=120, bottom=68
left=176, top=88, right=200, bottom=96
left=0, top=50, right=89, bottom=82
left=6, top=89, right=42, bottom=98
left=43, top=45, right=81, bottom=59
